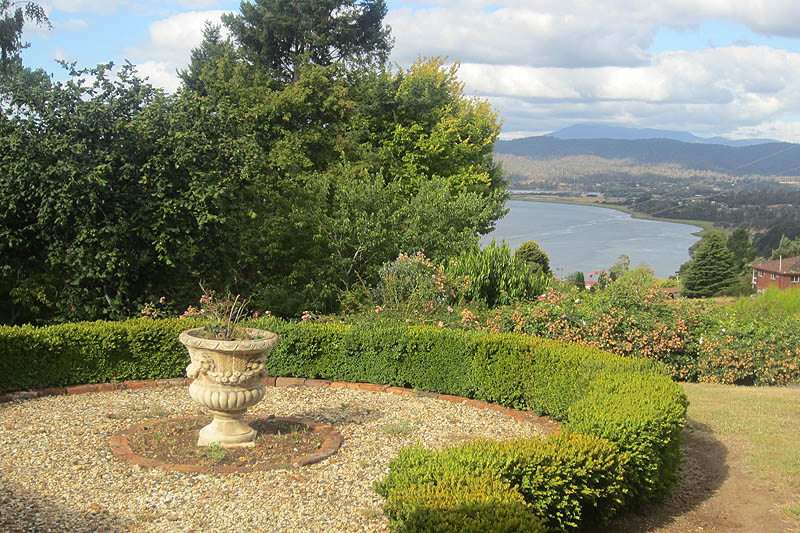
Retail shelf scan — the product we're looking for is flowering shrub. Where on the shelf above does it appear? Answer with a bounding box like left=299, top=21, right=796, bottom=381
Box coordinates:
left=345, top=265, right=800, bottom=385
left=374, top=252, right=471, bottom=321
left=695, top=303, right=800, bottom=385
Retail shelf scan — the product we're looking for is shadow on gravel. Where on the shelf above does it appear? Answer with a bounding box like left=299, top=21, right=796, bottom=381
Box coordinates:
left=590, top=421, right=729, bottom=532
left=295, top=401, right=386, bottom=425
left=0, top=476, right=133, bottom=532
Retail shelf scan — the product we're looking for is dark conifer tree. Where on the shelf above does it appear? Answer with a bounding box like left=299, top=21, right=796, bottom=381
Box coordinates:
left=682, top=233, right=737, bottom=298
left=222, top=0, right=392, bottom=82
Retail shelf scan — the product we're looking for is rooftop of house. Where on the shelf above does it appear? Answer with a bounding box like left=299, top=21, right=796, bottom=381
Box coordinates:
left=749, top=256, right=800, bottom=274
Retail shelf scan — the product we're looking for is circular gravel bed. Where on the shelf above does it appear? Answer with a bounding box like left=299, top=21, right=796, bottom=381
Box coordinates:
left=0, top=385, right=546, bottom=532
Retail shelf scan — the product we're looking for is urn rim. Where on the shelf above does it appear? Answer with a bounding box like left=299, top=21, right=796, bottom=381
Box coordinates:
left=179, top=327, right=279, bottom=352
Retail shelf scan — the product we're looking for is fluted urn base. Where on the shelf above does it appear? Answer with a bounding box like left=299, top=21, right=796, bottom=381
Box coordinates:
left=197, top=410, right=256, bottom=447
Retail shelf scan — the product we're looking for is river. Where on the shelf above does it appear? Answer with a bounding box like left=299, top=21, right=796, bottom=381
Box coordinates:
left=481, top=200, right=701, bottom=279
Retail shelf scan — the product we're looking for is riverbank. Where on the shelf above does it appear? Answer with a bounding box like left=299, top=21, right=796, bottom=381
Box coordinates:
left=513, top=194, right=714, bottom=236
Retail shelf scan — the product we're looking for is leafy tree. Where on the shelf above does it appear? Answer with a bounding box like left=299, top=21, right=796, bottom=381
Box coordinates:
left=0, top=0, right=49, bottom=71
left=725, top=228, right=756, bottom=271
left=515, top=240, right=550, bottom=275
left=222, top=0, right=391, bottom=82
left=682, top=233, right=737, bottom=298
left=0, top=62, right=264, bottom=323
left=770, top=235, right=800, bottom=260
left=177, top=21, right=236, bottom=95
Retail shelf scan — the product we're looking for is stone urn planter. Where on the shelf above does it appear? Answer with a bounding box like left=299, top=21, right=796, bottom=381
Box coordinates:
left=179, top=328, right=280, bottom=447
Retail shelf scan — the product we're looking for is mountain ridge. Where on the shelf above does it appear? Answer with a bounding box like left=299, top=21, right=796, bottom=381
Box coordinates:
left=495, top=135, right=800, bottom=176
left=548, top=123, right=777, bottom=147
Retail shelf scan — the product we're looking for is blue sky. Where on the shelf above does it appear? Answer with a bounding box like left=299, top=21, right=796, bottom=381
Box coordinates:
left=17, top=1, right=800, bottom=143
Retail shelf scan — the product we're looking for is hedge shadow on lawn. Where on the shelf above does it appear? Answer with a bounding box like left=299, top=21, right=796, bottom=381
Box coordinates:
left=594, top=426, right=729, bottom=532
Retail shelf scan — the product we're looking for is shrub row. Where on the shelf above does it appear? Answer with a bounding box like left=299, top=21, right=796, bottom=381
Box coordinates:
left=0, top=318, right=198, bottom=393
left=0, top=317, right=687, bottom=530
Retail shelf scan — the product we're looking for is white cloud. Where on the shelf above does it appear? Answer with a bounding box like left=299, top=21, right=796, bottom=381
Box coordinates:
left=135, top=60, right=182, bottom=93
left=387, top=4, right=654, bottom=68
left=453, top=45, right=800, bottom=141
left=124, top=9, right=233, bottom=91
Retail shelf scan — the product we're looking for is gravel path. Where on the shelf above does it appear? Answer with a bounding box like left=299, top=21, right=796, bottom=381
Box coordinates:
left=0, top=385, right=545, bottom=532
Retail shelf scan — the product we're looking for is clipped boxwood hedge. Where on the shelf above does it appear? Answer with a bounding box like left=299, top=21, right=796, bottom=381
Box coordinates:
left=0, top=317, right=687, bottom=531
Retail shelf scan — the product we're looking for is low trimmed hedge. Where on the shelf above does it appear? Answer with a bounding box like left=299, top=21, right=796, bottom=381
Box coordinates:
left=0, top=317, right=688, bottom=531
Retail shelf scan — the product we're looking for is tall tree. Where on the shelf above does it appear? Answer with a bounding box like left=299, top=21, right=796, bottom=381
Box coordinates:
left=177, top=21, right=236, bottom=95
left=222, top=0, right=391, bottom=82
left=0, top=0, right=49, bottom=71
left=682, top=233, right=737, bottom=298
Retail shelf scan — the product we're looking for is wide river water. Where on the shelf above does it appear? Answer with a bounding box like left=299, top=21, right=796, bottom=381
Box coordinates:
left=481, top=200, right=701, bottom=279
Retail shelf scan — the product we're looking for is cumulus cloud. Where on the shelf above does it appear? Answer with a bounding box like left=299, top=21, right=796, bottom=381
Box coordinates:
left=386, top=1, right=800, bottom=141
left=388, top=3, right=654, bottom=68
left=135, top=60, right=182, bottom=93
left=457, top=45, right=800, bottom=141
left=124, top=10, right=232, bottom=91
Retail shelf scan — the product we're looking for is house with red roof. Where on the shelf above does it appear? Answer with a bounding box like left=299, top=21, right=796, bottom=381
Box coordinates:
left=749, top=256, right=800, bottom=293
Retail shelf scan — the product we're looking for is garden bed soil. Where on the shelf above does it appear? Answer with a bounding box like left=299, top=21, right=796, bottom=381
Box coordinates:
left=125, top=416, right=328, bottom=470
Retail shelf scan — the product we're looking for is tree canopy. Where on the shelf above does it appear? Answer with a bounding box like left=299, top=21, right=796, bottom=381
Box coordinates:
left=515, top=240, right=550, bottom=275
left=222, top=0, right=391, bottom=82
left=0, top=0, right=507, bottom=324
left=770, top=235, right=800, bottom=260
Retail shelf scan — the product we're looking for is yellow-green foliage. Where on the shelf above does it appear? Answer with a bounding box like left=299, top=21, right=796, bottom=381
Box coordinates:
left=384, top=472, right=546, bottom=533
left=377, top=434, right=627, bottom=531
left=565, top=372, right=688, bottom=506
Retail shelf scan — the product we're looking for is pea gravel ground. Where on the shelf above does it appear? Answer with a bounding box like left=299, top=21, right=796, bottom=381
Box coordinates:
left=0, top=385, right=545, bottom=532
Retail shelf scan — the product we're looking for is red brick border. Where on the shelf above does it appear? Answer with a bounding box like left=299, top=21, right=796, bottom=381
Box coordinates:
left=1, top=377, right=561, bottom=435
left=109, top=415, right=343, bottom=474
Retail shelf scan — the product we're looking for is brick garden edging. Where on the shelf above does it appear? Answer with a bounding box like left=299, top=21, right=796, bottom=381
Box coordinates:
left=110, top=415, right=343, bottom=474
left=0, top=376, right=562, bottom=436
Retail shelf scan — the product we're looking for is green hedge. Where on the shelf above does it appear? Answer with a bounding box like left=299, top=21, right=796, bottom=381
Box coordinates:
left=0, top=317, right=687, bottom=530
left=0, top=319, right=198, bottom=392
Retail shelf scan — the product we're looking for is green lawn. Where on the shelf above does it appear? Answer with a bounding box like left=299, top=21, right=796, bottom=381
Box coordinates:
left=683, top=382, right=800, bottom=520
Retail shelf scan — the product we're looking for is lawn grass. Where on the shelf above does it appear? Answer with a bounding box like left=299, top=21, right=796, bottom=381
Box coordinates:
left=682, top=382, right=800, bottom=519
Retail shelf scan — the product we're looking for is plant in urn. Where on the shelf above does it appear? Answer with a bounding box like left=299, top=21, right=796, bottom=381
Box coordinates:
left=179, top=289, right=279, bottom=447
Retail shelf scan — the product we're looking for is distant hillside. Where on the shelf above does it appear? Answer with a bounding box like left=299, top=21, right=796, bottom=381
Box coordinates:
left=495, top=136, right=800, bottom=176
left=549, top=123, right=776, bottom=146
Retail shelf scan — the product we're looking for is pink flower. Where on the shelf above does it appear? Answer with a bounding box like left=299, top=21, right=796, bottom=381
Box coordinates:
left=447, top=306, right=453, bottom=313
left=539, top=294, right=547, bottom=301
left=438, top=321, right=444, bottom=327
left=561, top=314, right=567, bottom=318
